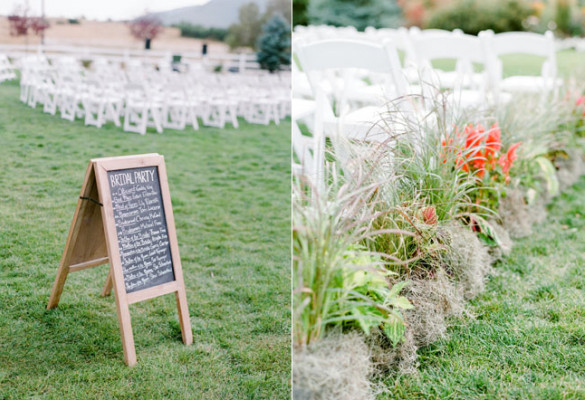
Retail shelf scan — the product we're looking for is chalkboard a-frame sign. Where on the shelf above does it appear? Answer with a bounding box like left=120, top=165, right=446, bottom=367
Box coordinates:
left=47, top=154, right=192, bottom=366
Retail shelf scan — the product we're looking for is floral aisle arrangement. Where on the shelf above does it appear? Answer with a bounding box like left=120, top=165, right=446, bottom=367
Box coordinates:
left=440, top=122, right=522, bottom=246
left=292, top=86, right=585, bottom=400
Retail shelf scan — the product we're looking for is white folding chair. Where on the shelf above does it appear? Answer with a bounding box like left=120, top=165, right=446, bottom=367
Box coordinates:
left=82, top=80, right=123, bottom=128
left=411, top=33, right=491, bottom=110
left=58, top=74, right=85, bottom=121
left=481, top=30, right=561, bottom=102
left=162, top=83, right=189, bottom=130
left=123, top=83, right=163, bottom=135
left=198, top=76, right=239, bottom=129
left=0, top=54, right=16, bottom=82
left=296, top=38, right=410, bottom=142
left=296, top=38, right=414, bottom=185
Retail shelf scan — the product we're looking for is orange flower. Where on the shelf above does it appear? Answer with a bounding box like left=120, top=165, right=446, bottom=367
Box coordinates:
left=464, top=123, right=483, bottom=153
left=484, top=123, right=501, bottom=163
left=498, top=142, right=522, bottom=184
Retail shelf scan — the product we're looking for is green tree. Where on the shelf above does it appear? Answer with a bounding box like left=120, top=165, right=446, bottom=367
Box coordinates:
left=307, top=0, right=402, bottom=31
left=293, top=0, right=309, bottom=27
left=426, top=0, right=531, bottom=35
left=226, top=2, right=262, bottom=49
left=257, top=15, right=291, bottom=73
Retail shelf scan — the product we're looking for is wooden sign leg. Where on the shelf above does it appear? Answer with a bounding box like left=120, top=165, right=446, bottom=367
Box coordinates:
left=175, top=288, right=193, bottom=345
left=101, top=269, right=113, bottom=297
left=47, top=263, right=70, bottom=309
left=114, top=293, right=137, bottom=366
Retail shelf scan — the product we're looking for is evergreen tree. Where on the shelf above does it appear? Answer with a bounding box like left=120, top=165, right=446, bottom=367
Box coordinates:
left=256, top=15, right=291, bottom=73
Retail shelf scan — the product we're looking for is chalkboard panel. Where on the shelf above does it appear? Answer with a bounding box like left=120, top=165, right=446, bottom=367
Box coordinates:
left=108, top=166, right=175, bottom=293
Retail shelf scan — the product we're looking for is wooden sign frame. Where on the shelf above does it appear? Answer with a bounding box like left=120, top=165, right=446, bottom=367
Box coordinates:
left=47, top=154, right=192, bottom=366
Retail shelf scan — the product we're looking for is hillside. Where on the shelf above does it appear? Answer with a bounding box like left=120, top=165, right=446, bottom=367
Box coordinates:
left=152, top=0, right=269, bottom=28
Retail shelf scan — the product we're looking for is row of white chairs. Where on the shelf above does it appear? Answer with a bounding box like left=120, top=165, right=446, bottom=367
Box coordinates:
left=0, top=54, right=17, bottom=83
left=18, top=55, right=290, bottom=135
left=294, top=26, right=559, bottom=106
left=292, top=27, right=562, bottom=185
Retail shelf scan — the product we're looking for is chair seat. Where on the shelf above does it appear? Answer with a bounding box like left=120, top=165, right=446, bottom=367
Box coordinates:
left=345, top=83, right=389, bottom=106
left=325, top=105, right=409, bottom=142
left=445, top=89, right=487, bottom=109
left=433, top=71, right=485, bottom=89
left=499, top=76, right=563, bottom=93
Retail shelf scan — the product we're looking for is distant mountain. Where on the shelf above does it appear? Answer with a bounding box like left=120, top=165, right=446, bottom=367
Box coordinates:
left=151, top=0, right=269, bottom=29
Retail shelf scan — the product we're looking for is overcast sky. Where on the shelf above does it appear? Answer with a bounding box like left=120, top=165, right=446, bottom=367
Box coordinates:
left=0, top=0, right=209, bottom=21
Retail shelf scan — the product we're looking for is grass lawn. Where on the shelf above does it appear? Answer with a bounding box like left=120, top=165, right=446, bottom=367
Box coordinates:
left=382, top=177, right=585, bottom=399
left=432, top=49, right=585, bottom=78
left=501, top=49, right=585, bottom=78
left=0, top=80, right=291, bottom=399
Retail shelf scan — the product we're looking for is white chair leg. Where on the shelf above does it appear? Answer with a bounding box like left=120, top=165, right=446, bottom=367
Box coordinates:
left=228, top=104, right=238, bottom=129
left=188, top=107, right=200, bottom=130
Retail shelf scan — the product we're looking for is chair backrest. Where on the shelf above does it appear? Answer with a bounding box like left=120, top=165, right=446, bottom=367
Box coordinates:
left=481, top=30, right=557, bottom=82
left=412, top=34, right=485, bottom=63
left=296, top=38, right=408, bottom=114
left=411, top=33, right=488, bottom=92
left=298, top=38, right=401, bottom=74
left=487, top=30, right=555, bottom=57
left=410, top=27, right=463, bottom=37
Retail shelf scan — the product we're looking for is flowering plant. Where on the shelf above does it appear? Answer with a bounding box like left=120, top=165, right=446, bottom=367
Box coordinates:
left=441, top=122, right=521, bottom=211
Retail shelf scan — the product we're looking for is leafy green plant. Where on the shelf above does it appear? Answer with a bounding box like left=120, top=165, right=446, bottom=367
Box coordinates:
left=337, top=246, right=413, bottom=346
left=426, top=0, right=532, bottom=35
left=351, top=97, right=485, bottom=275
left=293, top=169, right=412, bottom=348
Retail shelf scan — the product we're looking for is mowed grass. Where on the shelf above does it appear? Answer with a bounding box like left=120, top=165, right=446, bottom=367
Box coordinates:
left=381, top=177, right=585, bottom=399
left=0, top=80, right=291, bottom=399
left=432, top=49, right=585, bottom=78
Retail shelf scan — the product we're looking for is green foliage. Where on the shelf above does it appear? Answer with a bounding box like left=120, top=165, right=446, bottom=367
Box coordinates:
left=307, top=0, right=403, bottom=31
left=339, top=247, right=412, bottom=346
left=293, top=0, right=309, bottom=26
left=556, top=0, right=573, bottom=36
left=426, top=0, right=532, bottom=35
left=174, top=23, right=228, bottom=41
left=0, top=81, right=291, bottom=398
left=293, top=172, right=411, bottom=348
left=257, top=15, right=291, bottom=73
left=552, top=0, right=584, bottom=37
left=496, top=89, right=584, bottom=205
